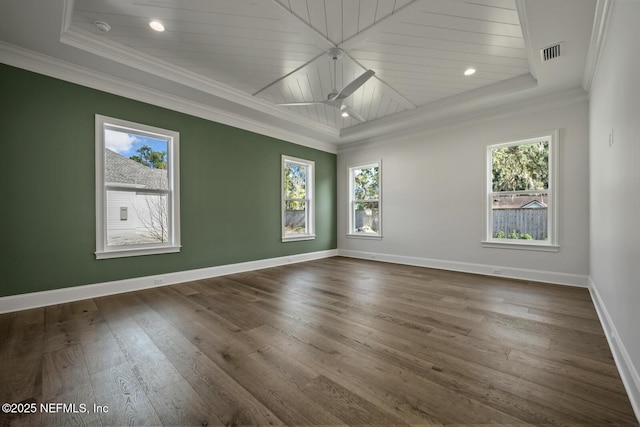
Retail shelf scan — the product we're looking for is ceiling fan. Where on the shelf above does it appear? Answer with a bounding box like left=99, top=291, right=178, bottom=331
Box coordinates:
left=277, top=48, right=375, bottom=122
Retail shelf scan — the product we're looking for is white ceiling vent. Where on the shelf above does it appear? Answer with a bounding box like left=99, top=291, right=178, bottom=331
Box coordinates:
left=540, top=43, right=563, bottom=62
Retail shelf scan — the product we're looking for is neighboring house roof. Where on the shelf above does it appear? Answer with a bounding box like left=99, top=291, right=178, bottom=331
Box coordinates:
left=521, top=200, right=547, bottom=209
left=105, top=149, right=167, bottom=190
left=493, top=194, right=547, bottom=209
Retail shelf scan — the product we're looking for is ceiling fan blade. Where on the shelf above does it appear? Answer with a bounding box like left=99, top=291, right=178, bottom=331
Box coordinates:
left=340, top=105, right=366, bottom=122
left=277, top=101, right=327, bottom=107
left=334, top=69, right=375, bottom=101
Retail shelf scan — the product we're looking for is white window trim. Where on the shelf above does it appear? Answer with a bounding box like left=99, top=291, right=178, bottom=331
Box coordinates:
left=95, top=115, right=181, bottom=259
left=281, top=155, right=315, bottom=242
left=347, top=161, right=383, bottom=239
left=482, top=130, right=559, bottom=252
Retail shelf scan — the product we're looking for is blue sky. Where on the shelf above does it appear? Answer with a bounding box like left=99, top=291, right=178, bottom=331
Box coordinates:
left=105, top=129, right=167, bottom=158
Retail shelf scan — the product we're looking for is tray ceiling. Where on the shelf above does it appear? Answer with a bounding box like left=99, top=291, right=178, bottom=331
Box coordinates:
left=68, top=0, right=531, bottom=131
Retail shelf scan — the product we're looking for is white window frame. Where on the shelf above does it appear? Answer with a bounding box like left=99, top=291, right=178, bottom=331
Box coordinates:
left=95, top=115, right=181, bottom=259
left=482, top=130, right=559, bottom=252
left=282, top=155, right=315, bottom=242
left=347, top=161, right=382, bottom=239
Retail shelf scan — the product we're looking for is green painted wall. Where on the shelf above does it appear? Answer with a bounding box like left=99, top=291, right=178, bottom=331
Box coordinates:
left=0, top=64, right=337, bottom=297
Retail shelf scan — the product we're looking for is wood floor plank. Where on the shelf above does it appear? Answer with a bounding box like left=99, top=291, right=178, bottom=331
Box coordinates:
left=247, top=344, right=318, bottom=388
left=0, top=354, right=42, bottom=406
left=254, top=302, right=562, bottom=424
left=81, top=332, right=126, bottom=375
left=0, top=308, right=44, bottom=365
left=0, top=257, right=637, bottom=426
left=40, top=382, right=101, bottom=427
left=89, top=363, right=162, bottom=426
left=41, top=344, right=90, bottom=400
left=128, top=301, right=285, bottom=425
left=243, top=323, right=442, bottom=425
left=0, top=310, right=44, bottom=409
left=302, top=374, right=407, bottom=425
left=147, top=379, right=224, bottom=427
left=509, top=347, right=624, bottom=390
left=155, top=320, right=346, bottom=425
left=44, top=310, right=109, bottom=353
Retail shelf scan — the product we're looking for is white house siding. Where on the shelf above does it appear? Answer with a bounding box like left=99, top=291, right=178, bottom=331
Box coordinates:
left=106, top=190, right=136, bottom=232
left=133, top=192, right=167, bottom=235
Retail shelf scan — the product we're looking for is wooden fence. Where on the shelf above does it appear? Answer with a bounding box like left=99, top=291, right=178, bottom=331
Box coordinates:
left=285, top=210, right=306, bottom=227
left=493, top=208, right=547, bottom=240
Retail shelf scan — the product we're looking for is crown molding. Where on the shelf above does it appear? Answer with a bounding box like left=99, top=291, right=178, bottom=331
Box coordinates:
left=59, top=26, right=340, bottom=140
left=0, top=42, right=338, bottom=154
left=339, top=73, right=539, bottom=146
left=583, top=0, right=614, bottom=94
left=339, top=86, right=588, bottom=153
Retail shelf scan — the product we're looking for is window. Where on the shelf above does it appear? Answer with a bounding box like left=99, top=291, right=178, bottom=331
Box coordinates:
left=95, top=115, right=180, bottom=259
left=348, top=162, right=381, bottom=238
left=484, top=132, right=558, bottom=250
left=282, top=155, right=314, bottom=241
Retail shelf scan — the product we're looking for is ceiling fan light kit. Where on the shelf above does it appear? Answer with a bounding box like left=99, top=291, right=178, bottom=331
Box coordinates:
left=327, top=47, right=344, bottom=61
left=93, top=20, right=111, bottom=33
left=276, top=48, right=375, bottom=122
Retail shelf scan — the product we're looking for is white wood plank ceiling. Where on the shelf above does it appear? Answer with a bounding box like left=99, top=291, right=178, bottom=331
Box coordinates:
left=70, top=0, right=529, bottom=131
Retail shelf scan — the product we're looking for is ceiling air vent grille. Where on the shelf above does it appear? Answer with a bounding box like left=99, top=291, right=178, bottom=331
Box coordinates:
left=540, top=43, right=562, bottom=62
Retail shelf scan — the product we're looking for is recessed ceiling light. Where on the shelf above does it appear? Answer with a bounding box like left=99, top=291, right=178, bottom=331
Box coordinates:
left=464, top=68, right=476, bottom=76
left=149, top=20, right=165, bottom=32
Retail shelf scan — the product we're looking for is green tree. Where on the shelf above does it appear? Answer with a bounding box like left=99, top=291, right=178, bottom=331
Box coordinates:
left=284, top=162, right=308, bottom=234
left=353, top=166, right=379, bottom=201
left=284, top=163, right=307, bottom=210
left=353, top=166, right=380, bottom=232
left=492, top=141, right=548, bottom=191
left=130, top=145, right=167, bottom=169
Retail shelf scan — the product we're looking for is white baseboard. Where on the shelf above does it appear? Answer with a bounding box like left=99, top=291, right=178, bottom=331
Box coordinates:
left=589, top=277, right=640, bottom=422
left=0, top=249, right=338, bottom=314
left=337, top=249, right=589, bottom=287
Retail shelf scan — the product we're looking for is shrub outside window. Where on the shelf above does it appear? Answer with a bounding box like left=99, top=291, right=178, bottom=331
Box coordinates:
left=485, top=132, right=558, bottom=250
left=95, top=115, right=180, bottom=259
left=348, top=162, right=381, bottom=238
left=282, top=155, right=315, bottom=241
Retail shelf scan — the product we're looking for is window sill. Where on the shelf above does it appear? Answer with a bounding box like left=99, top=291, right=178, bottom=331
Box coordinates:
left=282, top=234, right=316, bottom=242
left=347, top=233, right=383, bottom=240
left=481, top=240, right=559, bottom=252
left=95, top=245, right=181, bottom=259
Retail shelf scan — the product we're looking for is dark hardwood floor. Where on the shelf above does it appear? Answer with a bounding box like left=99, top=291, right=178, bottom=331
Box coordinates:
left=0, top=257, right=637, bottom=426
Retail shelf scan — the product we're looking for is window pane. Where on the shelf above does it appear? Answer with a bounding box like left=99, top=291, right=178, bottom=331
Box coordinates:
left=492, top=193, right=548, bottom=240
left=354, top=202, right=379, bottom=233
left=353, top=166, right=379, bottom=200
left=104, top=129, right=168, bottom=191
left=491, top=141, right=549, bottom=191
left=284, top=200, right=307, bottom=235
left=284, top=162, right=307, bottom=199
left=107, top=191, right=169, bottom=245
